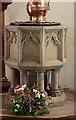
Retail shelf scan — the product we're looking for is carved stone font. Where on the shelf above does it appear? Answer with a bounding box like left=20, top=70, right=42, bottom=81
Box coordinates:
left=5, top=25, right=67, bottom=97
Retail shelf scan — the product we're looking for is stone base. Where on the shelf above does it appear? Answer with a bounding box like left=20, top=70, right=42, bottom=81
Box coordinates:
left=46, top=92, right=66, bottom=105
left=50, top=89, right=62, bottom=97
left=46, top=85, right=64, bottom=97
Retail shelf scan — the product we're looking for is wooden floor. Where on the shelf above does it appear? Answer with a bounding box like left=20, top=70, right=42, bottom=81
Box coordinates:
left=0, top=92, right=76, bottom=120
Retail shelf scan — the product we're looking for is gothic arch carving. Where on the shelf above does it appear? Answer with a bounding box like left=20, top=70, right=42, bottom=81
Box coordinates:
left=7, top=31, right=17, bottom=44
left=45, top=31, right=60, bottom=47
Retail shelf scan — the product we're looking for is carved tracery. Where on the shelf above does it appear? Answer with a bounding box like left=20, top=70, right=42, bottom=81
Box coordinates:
left=7, top=31, right=17, bottom=44
left=45, top=30, right=60, bottom=47
left=21, top=30, right=40, bottom=47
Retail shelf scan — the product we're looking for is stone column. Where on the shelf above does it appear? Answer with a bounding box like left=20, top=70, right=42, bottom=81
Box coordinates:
left=61, top=29, right=65, bottom=62
left=37, top=71, right=40, bottom=88
left=10, top=68, right=15, bottom=88
left=26, top=71, right=30, bottom=87
left=20, top=71, right=28, bottom=86
left=47, top=70, right=51, bottom=87
left=51, top=69, right=61, bottom=96
left=39, top=72, right=44, bottom=91
left=20, top=71, right=23, bottom=85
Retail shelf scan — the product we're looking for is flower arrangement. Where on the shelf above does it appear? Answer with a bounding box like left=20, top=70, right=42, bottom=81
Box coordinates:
left=8, top=84, right=52, bottom=116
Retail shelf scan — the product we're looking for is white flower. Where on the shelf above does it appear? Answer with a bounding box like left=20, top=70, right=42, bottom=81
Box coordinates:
left=14, top=109, right=18, bottom=112
left=16, top=104, right=20, bottom=108
left=37, top=102, right=40, bottom=105
left=19, top=87, right=24, bottom=91
left=12, top=99, right=15, bottom=103
left=22, top=84, right=26, bottom=88
left=14, top=87, right=24, bottom=93
left=35, top=92, right=40, bottom=98
left=29, top=107, right=32, bottom=112
left=42, top=93, right=45, bottom=98
left=33, top=89, right=38, bottom=93
left=14, top=89, right=19, bottom=93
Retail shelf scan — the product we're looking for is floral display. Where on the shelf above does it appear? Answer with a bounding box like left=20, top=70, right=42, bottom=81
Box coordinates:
left=8, top=84, right=52, bottom=116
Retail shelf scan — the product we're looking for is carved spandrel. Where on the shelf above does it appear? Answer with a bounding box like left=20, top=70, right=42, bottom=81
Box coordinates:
left=45, top=30, right=60, bottom=47
left=31, top=30, right=40, bottom=45
left=7, top=31, right=17, bottom=44
left=21, top=30, right=29, bottom=44
left=5, top=30, right=18, bottom=60
left=21, top=30, right=40, bottom=46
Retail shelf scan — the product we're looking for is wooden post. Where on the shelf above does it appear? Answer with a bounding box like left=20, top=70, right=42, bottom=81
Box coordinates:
left=0, top=2, right=12, bottom=92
